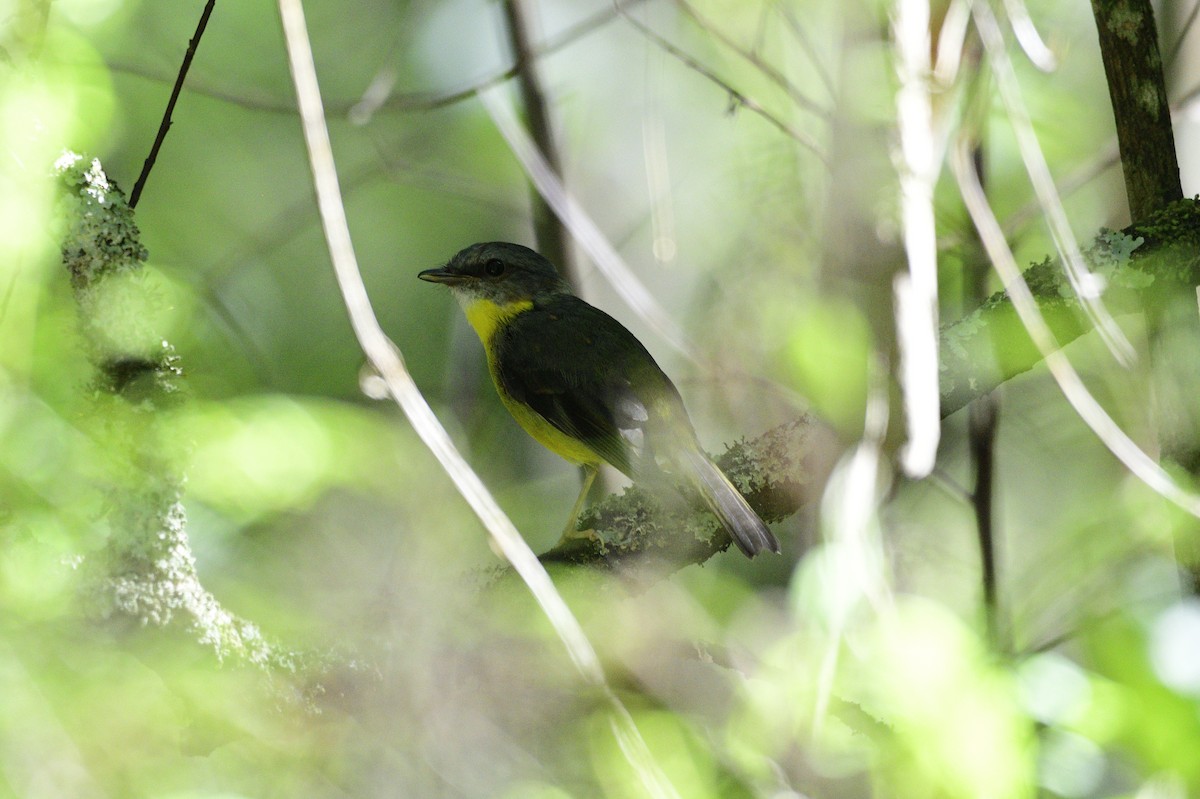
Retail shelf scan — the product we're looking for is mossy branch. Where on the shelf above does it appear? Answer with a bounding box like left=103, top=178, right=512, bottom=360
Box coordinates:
left=540, top=416, right=825, bottom=570
left=940, top=197, right=1200, bottom=417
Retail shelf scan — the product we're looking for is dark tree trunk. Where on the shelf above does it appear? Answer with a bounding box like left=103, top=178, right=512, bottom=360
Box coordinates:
left=1090, top=0, right=1183, bottom=222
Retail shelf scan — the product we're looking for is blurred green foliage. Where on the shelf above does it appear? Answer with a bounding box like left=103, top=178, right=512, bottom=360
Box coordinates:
left=2, top=0, right=1200, bottom=798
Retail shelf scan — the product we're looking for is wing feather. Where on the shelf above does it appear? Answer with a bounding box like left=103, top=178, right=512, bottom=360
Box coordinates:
left=492, top=296, right=677, bottom=477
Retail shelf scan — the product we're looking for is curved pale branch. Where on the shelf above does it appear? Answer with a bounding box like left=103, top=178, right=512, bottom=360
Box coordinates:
left=480, top=89, right=698, bottom=364
left=973, top=0, right=1137, bottom=366
left=893, top=0, right=942, bottom=478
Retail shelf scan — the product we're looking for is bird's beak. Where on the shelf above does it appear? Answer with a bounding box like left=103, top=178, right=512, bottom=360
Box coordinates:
left=417, top=266, right=467, bottom=285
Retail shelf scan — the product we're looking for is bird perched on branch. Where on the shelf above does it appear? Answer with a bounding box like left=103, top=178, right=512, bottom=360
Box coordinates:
left=419, top=241, right=779, bottom=558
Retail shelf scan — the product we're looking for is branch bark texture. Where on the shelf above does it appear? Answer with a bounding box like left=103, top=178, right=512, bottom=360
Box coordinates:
left=1090, top=0, right=1182, bottom=221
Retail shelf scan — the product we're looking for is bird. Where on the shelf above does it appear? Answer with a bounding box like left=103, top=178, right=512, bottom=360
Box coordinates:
left=418, top=241, right=779, bottom=558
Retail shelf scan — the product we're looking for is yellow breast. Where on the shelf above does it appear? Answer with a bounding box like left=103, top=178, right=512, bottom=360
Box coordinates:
left=460, top=296, right=602, bottom=467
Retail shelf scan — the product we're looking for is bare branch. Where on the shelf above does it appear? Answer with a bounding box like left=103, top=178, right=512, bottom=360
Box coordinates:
left=617, top=5, right=828, bottom=163
left=674, top=0, right=830, bottom=118
left=109, top=0, right=647, bottom=118
left=129, top=0, right=216, bottom=208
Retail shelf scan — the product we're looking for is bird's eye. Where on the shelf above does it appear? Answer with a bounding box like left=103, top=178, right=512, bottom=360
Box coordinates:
left=484, top=258, right=505, bottom=277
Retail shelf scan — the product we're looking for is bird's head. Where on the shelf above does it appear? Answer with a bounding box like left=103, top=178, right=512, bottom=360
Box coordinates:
left=418, top=242, right=571, bottom=306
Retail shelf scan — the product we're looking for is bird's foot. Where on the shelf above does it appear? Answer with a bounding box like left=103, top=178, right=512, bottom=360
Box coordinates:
left=557, top=525, right=600, bottom=545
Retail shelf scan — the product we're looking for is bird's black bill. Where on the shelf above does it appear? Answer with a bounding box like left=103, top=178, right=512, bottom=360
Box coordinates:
left=417, top=266, right=465, bottom=285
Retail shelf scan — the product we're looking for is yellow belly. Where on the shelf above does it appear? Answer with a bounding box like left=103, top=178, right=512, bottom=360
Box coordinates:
left=461, top=296, right=603, bottom=467
left=495, top=389, right=601, bottom=466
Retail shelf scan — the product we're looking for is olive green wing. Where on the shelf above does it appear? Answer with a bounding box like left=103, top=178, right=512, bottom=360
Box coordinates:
left=493, top=296, right=780, bottom=557
left=492, top=297, right=676, bottom=478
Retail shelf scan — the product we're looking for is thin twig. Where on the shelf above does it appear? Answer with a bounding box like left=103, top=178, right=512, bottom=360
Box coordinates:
left=618, top=5, right=828, bottom=163
left=376, top=0, right=647, bottom=115
left=936, top=140, right=1120, bottom=253
left=674, top=0, right=830, bottom=118
left=999, top=144, right=1120, bottom=237
left=110, top=0, right=646, bottom=119
left=776, top=2, right=836, bottom=99
left=196, top=147, right=521, bottom=386
left=347, top=27, right=407, bottom=124
left=129, top=0, right=216, bottom=209
left=274, top=3, right=679, bottom=797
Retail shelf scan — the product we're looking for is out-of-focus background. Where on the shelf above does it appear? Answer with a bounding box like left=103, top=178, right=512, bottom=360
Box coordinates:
left=4, top=0, right=1200, bottom=796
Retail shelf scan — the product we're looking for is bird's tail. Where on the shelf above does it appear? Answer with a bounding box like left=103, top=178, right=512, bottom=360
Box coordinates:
left=681, top=447, right=780, bottom=558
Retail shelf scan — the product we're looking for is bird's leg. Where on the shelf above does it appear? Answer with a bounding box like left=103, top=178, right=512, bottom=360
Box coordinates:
left=558, top=464, right=598, bottom=542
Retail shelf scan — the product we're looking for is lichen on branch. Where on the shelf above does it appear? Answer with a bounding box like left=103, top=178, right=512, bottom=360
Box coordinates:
left=939, top=197, right=1200, bottom=417
left=541, top=415, right=825, bottom=570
